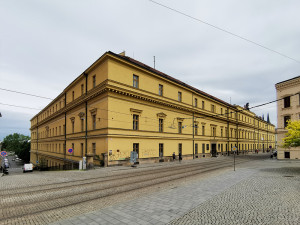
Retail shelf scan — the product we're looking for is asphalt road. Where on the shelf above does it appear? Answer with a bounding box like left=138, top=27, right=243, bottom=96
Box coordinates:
left=3, top=155, right=24, bottom=175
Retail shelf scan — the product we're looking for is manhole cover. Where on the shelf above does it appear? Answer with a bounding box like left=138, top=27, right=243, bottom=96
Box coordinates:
left=283, top=175, right=294, bottom=177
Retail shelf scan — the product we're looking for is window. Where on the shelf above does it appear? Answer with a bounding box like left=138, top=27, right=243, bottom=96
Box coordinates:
left=194, top=98, right=198, bottom=107
left=221, top=128, right=223, bottom=137
left=221, top=108, right=223, bottom=115
left=284, top=116, right=290, bottom=128
left=133, top=75, right=139, bottom=88
left=81, top=84, right=84, bottom=95
left=283, top=96, right=290, bottom=108
left=195, top=143, right=198, bottom=155
left=178, top=92, right=182, bottom=102
left=159, top=118, right=163, bottom=132
left=71, top=120, right=75, bottom=133
left=202, top=101, right=205, bottom=109
left=194, top=124, right=198, bottom=135
left=202, top=125, right=205, bottom=136
left=133, top=143, right=139, bottom=158
left=178, top=143, right=182, bottom=155
left=92, top=114, right=96, bottom=130
left=159, top=84, right=163, bottom=96
left=178, top=122, right=182, bottom=133
left=93, top=75, right=96, bottom=88
left=72, top=91, right=75, bottom=101
left=92, top=143, right=96, bottom=158
left=81, top=118, right=84, bottom=132
left=202, top=144, right=205, bottom=154
left=72, top=143, right=74, bottom=155
left=159, top=143, right=163, bottom=157
left=206, top=144, right=209, bottom=151
left=133, top=114, right=139, bottom=130
left=59, top=126, right=61, bottom=135
left=211, top=104, right=215, bottom=113
left=211, top=127, right=216, bottom=137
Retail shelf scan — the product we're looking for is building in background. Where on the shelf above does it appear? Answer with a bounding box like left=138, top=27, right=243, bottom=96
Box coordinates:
left=275, top=76, right=300, bottom=159
left=30, top=51, right=276, bottom=168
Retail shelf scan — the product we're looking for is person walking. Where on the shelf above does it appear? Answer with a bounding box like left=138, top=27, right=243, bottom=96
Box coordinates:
left=172, top=152, right=176, bottom=161
left=179, top=152, right=182, bottom=162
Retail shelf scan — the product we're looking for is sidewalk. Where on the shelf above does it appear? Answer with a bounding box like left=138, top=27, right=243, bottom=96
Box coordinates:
left=51, top=157, right=300, bottom=225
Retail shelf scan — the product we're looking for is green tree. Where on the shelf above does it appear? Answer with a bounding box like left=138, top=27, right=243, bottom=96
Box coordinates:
left=282, top=120, right=300, bottom=148
left=2, top=133, right=31, bottom=162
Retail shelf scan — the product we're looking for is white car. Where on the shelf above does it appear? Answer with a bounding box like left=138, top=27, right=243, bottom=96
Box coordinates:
left=23, top=163, right=33, bottom=173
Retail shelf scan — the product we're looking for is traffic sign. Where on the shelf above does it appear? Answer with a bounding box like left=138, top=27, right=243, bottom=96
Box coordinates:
left=68, top=148, right=73, bottom=154
left=0, top=151, right=7, bottom=157
left=232, top=146, right=237, bottom=151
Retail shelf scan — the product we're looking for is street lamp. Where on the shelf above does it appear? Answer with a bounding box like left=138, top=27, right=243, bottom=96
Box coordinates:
left=0, top=112, right=2, bottom=117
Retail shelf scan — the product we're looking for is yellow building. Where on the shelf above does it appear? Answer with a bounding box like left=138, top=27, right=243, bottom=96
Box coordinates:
left=30, top=51, right=276, bottom=168
left=275, top=76, right=300, bottom=159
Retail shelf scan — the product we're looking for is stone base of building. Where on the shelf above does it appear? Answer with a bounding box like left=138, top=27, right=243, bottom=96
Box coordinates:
left=277, top=147, right=300, bottom=160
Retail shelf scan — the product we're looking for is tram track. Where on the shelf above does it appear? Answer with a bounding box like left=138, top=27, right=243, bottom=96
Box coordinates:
left=0, top=157, right=243, bottom=197
left=0, top=157, right=250, bottom=223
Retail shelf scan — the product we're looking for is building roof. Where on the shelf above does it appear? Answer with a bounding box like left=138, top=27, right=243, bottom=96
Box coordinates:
left=108, top=51, right=232, bottom=107
left=275, top=75, right=300, bottom=85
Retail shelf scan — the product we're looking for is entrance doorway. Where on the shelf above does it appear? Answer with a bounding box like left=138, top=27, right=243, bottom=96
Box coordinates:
left=211, top=144, right=217, bottom=157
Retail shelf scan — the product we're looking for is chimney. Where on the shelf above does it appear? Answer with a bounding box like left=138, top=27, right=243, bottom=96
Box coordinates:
left=119, top=51, right=126, bottom=56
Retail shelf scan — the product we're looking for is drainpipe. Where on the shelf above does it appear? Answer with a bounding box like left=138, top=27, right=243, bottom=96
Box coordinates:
left=236, top=110, right=239, bottom=155
left=64, top=93, right=67, bottom=169
left=227, top=107, right=230, bottom=156
left=85, top=72, right=88, bottom=157
left=36, top=116, right=38, bottom=164
left=192, top=112, right=195, bottom=159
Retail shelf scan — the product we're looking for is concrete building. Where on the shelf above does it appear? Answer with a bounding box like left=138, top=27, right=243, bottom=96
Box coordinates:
left=275, top=75, right=300, bottom=159
left=30, top=51, right=276, bottom=168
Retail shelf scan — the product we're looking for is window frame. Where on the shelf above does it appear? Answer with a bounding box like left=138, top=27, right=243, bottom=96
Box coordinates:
left=133, top=75, right=139, bottom=88
left=133, top=114, right=139, bottom=130
left=159, top=84, right=163, bottom=96
left=178, top=91, right=182, bottom=102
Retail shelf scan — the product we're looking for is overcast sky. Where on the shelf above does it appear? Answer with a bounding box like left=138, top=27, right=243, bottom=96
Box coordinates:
left=1, top=0, right=299, bottom=141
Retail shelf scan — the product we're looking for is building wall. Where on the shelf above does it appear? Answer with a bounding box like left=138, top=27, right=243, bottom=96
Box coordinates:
left=30, top=51, right=276, bottom=168
left=276, top=76, right=300, bottom=159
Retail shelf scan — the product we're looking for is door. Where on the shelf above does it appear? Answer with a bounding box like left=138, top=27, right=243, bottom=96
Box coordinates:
left=211, top=144, right=217, bottom=157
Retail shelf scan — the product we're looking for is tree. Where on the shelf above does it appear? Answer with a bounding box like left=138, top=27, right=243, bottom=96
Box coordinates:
left=282, top=120, right=300, bottom=148
left=2, top=133, right=31, bottom=162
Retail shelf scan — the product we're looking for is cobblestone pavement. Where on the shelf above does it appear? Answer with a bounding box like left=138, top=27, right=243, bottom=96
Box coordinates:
left=169, top=164, right=300, bottom=225
left=49, top=154, right=300, bottom=225
left=1, top=154, right=299, bottom=225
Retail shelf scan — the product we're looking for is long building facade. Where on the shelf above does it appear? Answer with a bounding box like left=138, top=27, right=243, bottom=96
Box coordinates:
left=30, top=51, right=276, bottom=168
left=275, top=76, right=300, bottom=159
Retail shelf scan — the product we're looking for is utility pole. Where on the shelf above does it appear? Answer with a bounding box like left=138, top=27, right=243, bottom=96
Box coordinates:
left=153, top=56, right=156, bottom=69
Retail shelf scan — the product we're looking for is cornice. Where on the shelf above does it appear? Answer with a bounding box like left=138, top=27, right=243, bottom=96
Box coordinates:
left=276, top=77, right=300, bottom=90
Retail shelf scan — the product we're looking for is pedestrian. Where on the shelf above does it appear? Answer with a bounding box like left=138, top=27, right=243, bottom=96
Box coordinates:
left=172, top=152, right=176, bottom=161
left=179, top=152, right=182, bottom=162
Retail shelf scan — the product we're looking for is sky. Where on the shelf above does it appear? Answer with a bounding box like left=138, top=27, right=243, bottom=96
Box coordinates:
left=0, top=0, right=300, bottom=141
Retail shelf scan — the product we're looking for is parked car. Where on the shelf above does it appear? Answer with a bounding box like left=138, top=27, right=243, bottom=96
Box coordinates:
left=23, top=163, right=33, bottom=173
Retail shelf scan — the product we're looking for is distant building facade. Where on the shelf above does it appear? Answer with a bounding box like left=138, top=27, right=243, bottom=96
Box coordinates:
left=275, top=75, right=300, bottom=159
left=30, top=51, right=276, bottom=168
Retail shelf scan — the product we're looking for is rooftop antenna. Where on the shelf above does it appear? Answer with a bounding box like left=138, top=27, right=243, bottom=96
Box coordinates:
left=154, top=56, right=156, bottom=69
